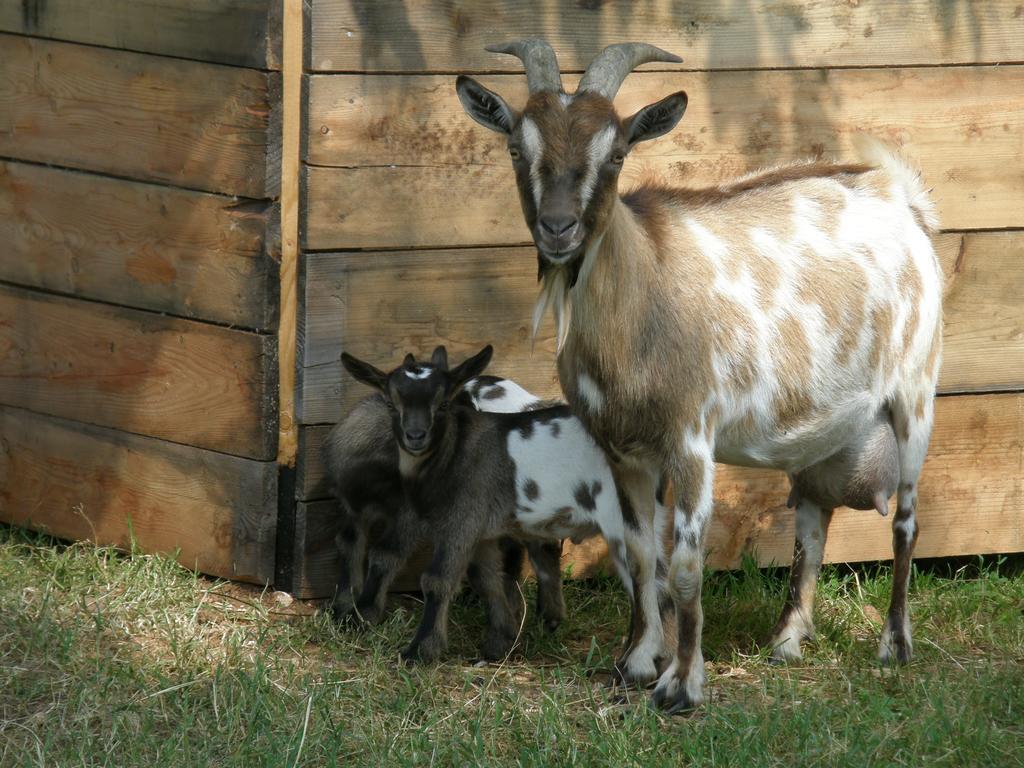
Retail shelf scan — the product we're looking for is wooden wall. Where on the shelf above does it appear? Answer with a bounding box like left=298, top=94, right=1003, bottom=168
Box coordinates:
left=286, top=0, right=1024, bottom=598
left=0, top=1, right=282, bottom=584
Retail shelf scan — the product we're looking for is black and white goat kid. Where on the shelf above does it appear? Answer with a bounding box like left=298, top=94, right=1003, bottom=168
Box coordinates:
left=324, top=354, right=566, bottom=661
left=340, top=345, right=653, bottom=667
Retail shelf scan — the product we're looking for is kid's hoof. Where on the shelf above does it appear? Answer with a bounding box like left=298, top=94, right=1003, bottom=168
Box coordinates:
left=400, top=637, right=444, bottom=665
left=354, top=603, right=385, bottom=626
left=480, top=632, right=516, bottom=661
left=540, top=611, right=564, bottom=634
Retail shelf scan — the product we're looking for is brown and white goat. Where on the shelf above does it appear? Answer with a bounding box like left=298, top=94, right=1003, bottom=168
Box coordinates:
left=457, top=40, right=942, bottom=712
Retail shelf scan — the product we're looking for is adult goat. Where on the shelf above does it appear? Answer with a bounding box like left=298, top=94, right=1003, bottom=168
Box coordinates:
left=456, top=39, right=942, bottom=712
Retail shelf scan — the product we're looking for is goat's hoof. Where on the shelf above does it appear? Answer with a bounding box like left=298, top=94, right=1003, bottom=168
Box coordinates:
left=610, top=654, right=658, bottom=690
left=353, top=603, right=385, bottom=626
left=400, top=637, right=444, bottom=665
left=538, top=604, right=565, bottom=634
left=768, top=636, right=805, bottom=665
left=649, top=690, right=701, bottom=716
left=878, top=632, right=913, bottom=666
left=480, top=628, right=517, bottom=661
left=329, top=601, right=355, bottom=625
left=650, top=684, right=702, bottom=716
left=651, top=669, right=705, bottom=715
left=542, top=616, right=562, bottom=634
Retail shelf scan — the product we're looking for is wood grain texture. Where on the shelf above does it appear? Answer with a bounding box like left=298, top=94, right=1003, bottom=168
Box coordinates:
left=0, top=0, right=281, bottom=68
left=295, top=231, right=1023, bottom=426
left=303, top=65, right=1024, bottom=249
left=306, top=0, right=1024, bottom=72
left=297, top=246, right=560, bottom=425
left=0, top=160, right=278, bottom=330
left=0, top=285, right=278, bottom=459
left=0, top=405, right=277, bottom=584
left=937, top=232, right=1024, bottom=394
left=0, top=34, right=280, bottom=197
left=277, top=0, right=303, bottom=466
left=288, top=393, right=1024, bottom=598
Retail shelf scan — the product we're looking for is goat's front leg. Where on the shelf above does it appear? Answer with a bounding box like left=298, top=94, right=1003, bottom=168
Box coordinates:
left=653, top=441, right=714, bottom=714
left=769, top=498, right=833, bottom=662
left=608, top=463, right=661, bottom=688
left=400, top=537, right=475, bottom=664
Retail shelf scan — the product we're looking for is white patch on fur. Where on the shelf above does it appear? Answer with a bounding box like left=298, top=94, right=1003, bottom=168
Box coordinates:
left=521, top=117, right=544, bottom=208
left=559, top=92, right=572, bottom=107
left=579, top=124, right=616, bottom=209
left=398, top=450, right=424, bottom=478
left=468, top=377, right=545, bottom=414
left=506, top=415, right=625, bottom=563
left=404, top=367, right=432, bottom=380
left=576, top=372, right=604, bottom=413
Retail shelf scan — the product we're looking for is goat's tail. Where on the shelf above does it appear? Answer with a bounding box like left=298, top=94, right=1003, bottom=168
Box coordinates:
left=853, top=134, right=939, bottom=235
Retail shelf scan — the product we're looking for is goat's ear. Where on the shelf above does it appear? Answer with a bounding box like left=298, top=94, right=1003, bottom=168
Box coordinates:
left=430, top=345, right=449, bottom=371
left=403, top=353, right=416, bottom=367
left=456, top=76, right=515, bottom=135
left=447, top=345, right=494, bottom=393
left=623, top=91, right=688, bottom=147
left=341, top=352, right=389, bottom=392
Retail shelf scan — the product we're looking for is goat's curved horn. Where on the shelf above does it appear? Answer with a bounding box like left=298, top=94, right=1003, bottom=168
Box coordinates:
left=577, top=42, right=682, bottom=100
left=485, top=39, right=564, bottom=94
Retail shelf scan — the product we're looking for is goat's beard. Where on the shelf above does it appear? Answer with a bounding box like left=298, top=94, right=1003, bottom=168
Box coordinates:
left=532, top=258, right=573, bottom=355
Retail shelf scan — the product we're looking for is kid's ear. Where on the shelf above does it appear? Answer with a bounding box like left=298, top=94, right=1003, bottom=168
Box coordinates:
left=456, top=76, right=516, bottom=135
left=448, top=345, right=494, bottom=393
left=430, top=345, right=449, bottom=371
left=341, top=352, right=389, bottom=392
left=623, top=91, right=688, bottom=147
left=403, top=353, right=416, bottom=367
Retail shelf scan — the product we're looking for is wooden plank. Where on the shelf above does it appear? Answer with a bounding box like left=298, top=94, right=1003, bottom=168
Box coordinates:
left=0, top=0, right=281, bottom=69
left=303, top=66, right=1024, bottom=248
left=296, top=231, right=1024, bottom=425
left=297, top=246, right=561, bottom=425
left=0, top=160, right=278, bottom=330
left=0, top=285, right=278, bottom=459
left=0, top=34, right=280, bottom=198
left=288, top=392, right=1023, bottom=598
left=306, top=0, right=1024, bottom=73
left=277, top=0, right=302, bottom=466
left=0, top=406, right=277, bottom=584
left=296, top=425, right=331, bottom=500
left=937, top=232, right=1024, bottom=394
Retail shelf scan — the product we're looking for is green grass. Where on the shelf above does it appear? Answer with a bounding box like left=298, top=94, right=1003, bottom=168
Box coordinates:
left=1, top=524, right=1022, bottom=767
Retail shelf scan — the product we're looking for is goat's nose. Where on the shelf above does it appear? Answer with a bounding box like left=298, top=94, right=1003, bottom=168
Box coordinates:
left=539, top=214, right=579, bottom=238
left=405, top=429, right=427, bottom=442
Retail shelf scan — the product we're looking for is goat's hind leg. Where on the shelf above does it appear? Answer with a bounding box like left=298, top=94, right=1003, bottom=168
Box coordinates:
left=880, top=387, right=933, bottom=665
left=769, top=497, right=834, bottom=662
left=331, top=511, right=367, bottom=623
left=526, top=540, right=566, bottom=633
left=353, top=514, right=421, bottom=626
left=469, top=539, right=524, bottom=661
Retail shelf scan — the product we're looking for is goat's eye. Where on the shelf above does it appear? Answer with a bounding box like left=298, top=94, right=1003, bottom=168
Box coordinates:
left=509, top=147, right=521, bottom=161
left=438, top=400, right=449, bottom=412
left=611, top=152, right=625, bottom=165
left=384, top=399, right=396, bottom=412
